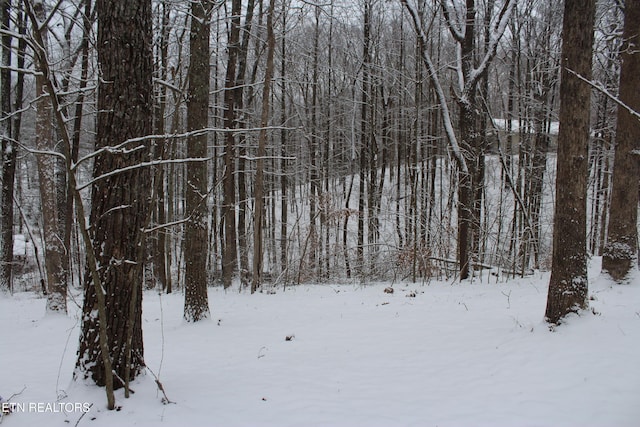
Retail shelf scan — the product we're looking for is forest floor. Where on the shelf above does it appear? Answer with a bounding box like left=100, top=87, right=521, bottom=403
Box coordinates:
left=1, top=259, right=639, bottom=427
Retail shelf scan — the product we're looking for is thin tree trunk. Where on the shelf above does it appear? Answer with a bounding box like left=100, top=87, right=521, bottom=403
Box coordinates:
left=357, top=0, right=371, bottom=278
left=235, top=0, right=256, bottom=287
left=0, top=0, right=13, bottom=293
left=279, top=0, right=288, bottom=278
left=33, top=1, right=67, bottom=313
left=67, top=0, right=93, bottom=290
left=151, top=0, right=170, bottom=292
left=222, top=0, right=242, bottom=288
left=252, top=0, right=276, bottom=292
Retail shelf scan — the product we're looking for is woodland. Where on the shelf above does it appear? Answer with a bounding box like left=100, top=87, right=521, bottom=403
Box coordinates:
left=0, top=0, right=638, bottom=415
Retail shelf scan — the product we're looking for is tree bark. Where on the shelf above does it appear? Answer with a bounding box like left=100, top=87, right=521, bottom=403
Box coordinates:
left=32, top=1, right=67, bottom=313
left=76, top=0, right=153, bottom=387
left=602, top=0, right=640, bottom=282
left=357, top=0, right=371, bottom=278
left=545, top=0, right=595, bottom=324
left=279, top=0, right=288, bottom=278
left=252, top=0, right=276, bottom=292
left=184, top=0, right=212, bottom=320
left=222, top=0, right=242, bottom=288
left=153, top=0, right=170, bottom=293
left=0, top=0, right=13, bottom=293
left=235, top=0, right=256, bottom=288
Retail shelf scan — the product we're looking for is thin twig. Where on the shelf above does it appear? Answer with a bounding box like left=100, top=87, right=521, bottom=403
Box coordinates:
left=501, top=290, right=512, bottom=309
left=73, top=403, right=93, bottom=427
left=5, top=386, right=27, bottom=402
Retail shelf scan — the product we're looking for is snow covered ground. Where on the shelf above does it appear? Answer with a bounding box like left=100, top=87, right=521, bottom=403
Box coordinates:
left=1, top=260, right=639, bottom=427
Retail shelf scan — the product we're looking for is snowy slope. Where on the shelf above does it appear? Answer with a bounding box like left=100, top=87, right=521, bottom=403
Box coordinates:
left=1, top=260, right=639, bottom=427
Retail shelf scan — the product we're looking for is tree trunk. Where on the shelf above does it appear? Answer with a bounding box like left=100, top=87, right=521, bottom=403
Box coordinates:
left=252, top=0, right=276, bottom=292
left=76, top=0, right=153, bottom=387
left=235, top=0, right=256, bottom=288
left=6, top=0, right=25, bottom=289
left=0, top=0, right=13, bottom=293
left=222, top=0, right=242, bottom=288
left=602, top=0, right=640, bottom=282
left=279, top=0, right=288, bottom=278
left=458, top=0, right=477, bottom=281
left=357, top=0, right=371, bottom=278
left=184, top=0, right=212, bottom=321
left=152, top=0, right=170, bottom=293
left=33, top=1, right=67, bottom=313
left=458, top=103, right=475, bottom=280
left=545, top=0, right=595, bottom=324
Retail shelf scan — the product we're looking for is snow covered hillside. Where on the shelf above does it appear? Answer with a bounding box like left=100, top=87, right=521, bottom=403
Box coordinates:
left=1, top=260, right=639, bottom=427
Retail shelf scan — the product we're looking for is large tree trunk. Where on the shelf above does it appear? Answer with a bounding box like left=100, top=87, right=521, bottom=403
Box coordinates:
left=602, top=0, right=640, bottom=282
left=76, top=0, right=153, bottom=387
left=184, top=0, right=212, bottom=321
left=545, top=0, right=595, bottom=324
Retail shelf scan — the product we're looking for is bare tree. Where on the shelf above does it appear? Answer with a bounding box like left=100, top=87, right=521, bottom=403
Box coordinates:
left=602, top=0, right=640, bottom=282
left=545, top=0, right=596, bottom=324
left=440, top=0, right=515, bottom=279
left=401, top=0, right=515, bottom=280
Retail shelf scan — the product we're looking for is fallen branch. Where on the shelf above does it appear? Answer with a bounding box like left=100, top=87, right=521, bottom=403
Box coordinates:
left=143, top=361, right=173, bottom=405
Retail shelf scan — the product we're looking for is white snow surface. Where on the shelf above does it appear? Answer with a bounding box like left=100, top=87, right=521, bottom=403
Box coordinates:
left=1, top=261, right=639, bottom=427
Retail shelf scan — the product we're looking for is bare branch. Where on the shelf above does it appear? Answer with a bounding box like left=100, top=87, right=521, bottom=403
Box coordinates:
left=400, top=0, right=469, bottom=175
left=440, top=0, right=464, bottom=42
left=4, top=386, right=27, bottom=402
left=468, top=0, right=516, bottom=87
left=36, top=0, right=66, bottom=33
left=0, top=65, right=40, bottom=78
left=566, top=68, right=640, bottom=122
left=76, top=157, right=212, bottom=191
